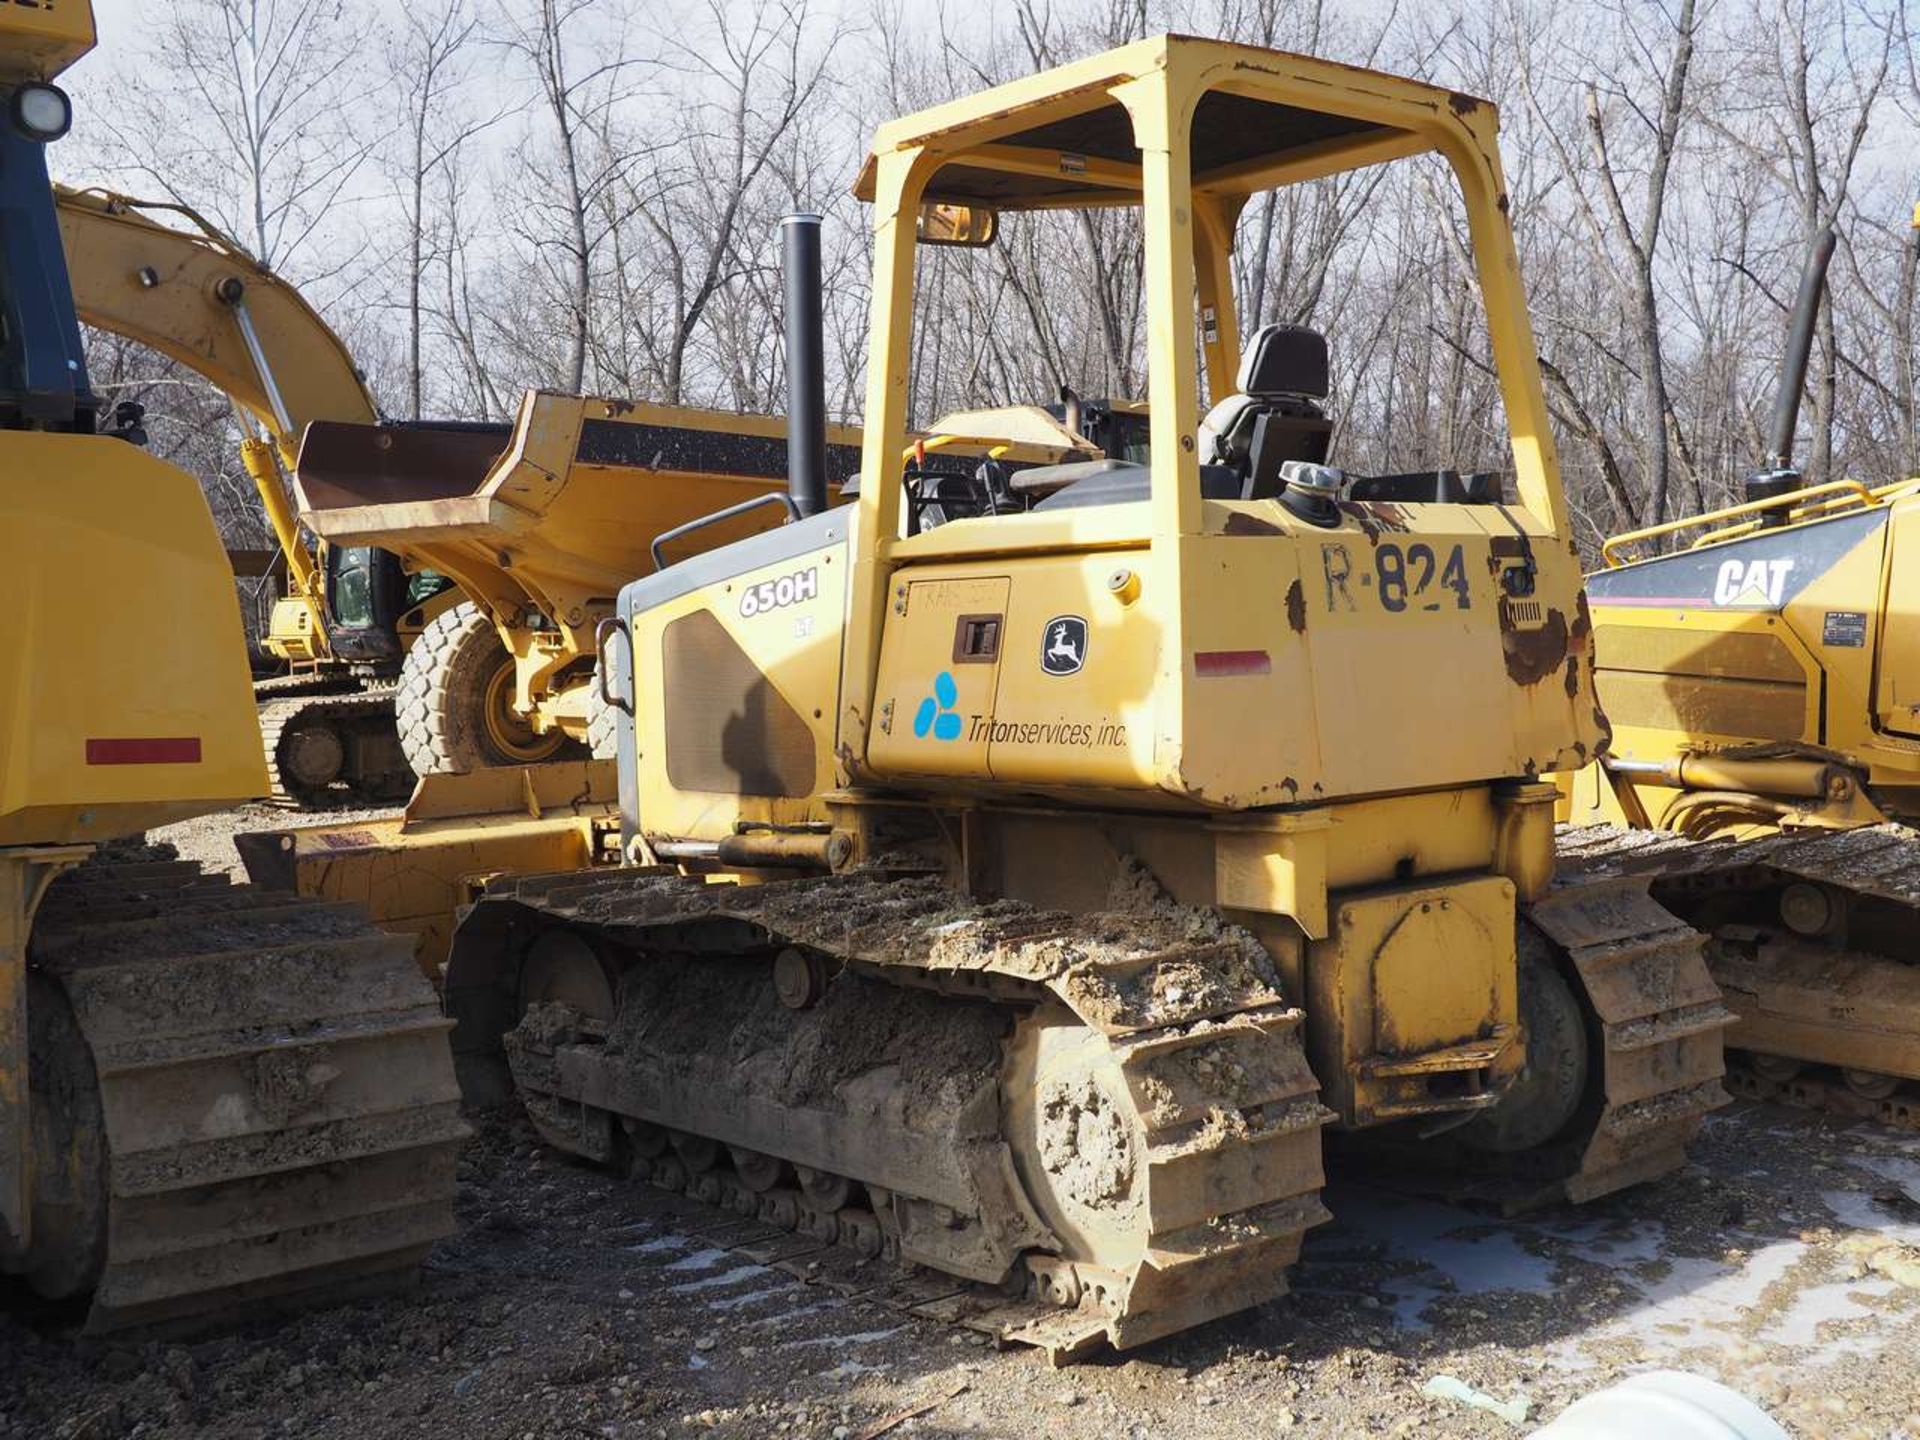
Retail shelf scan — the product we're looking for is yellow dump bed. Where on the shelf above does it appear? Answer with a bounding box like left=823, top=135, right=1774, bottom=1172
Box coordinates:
left=295, top=391, right=864, bottom=644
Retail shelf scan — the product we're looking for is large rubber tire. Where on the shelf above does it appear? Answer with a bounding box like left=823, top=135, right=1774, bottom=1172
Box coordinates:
left=585, top=661, right=618, bottom=761
left=397, top=601, right=577, bottom=776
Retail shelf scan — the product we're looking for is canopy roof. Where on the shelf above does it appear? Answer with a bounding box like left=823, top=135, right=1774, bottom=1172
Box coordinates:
left=852, top=34, right=1495, bottom=210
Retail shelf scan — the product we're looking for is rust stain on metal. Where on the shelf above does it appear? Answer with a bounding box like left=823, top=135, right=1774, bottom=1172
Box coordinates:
left=314, top=829, right=380, bottom=851
left=1281, top=776, right=1299, bottom=800
left=1502, top=605, right=1571, bottom=687
left=1285, top=579, right=1308, bottom=633
left=1564, top=654, right=1581, bottom=698
left=1337, top=501, right=1411, bottom=545
left=1224, top=512, right=1281, bottom=536
left=1447, top=91, right=1484, bottom=115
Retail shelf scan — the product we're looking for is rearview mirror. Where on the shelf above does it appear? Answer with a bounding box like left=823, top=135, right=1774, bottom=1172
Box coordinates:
left=916, top=203, right=998, bottom=248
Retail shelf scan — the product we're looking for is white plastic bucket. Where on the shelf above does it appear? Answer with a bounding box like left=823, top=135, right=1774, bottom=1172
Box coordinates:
left=1529, top=1371, right=1788, bottom=1440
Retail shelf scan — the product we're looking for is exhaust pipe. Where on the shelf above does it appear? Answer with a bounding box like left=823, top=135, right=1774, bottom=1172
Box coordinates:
left=781, top=213, right=828, bottom=519
left=1747, top=227, right=1836, bottom=520
left=1764, top=227, right=1837, bottom=471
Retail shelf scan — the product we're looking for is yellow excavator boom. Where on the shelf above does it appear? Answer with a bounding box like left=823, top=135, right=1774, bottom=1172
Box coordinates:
left=55, top=183, right=380, bottom=654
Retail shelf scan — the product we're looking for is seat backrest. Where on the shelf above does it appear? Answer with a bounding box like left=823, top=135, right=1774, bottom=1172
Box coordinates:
left=1238, top=323, right=1329, bottom=401
left=1200, top=323, right=1332, bottom=483
left=1245, top=407, right=1333, bottom=498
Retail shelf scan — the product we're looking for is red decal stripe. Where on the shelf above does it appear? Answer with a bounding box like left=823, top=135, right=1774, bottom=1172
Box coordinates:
left=1193, top=649, right=1272, bottom=678
left=86, top=737, right=202, bottom=765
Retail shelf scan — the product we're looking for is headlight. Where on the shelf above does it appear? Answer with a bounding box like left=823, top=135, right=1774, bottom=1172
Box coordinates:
left=10, top=83, right=72, bottom=143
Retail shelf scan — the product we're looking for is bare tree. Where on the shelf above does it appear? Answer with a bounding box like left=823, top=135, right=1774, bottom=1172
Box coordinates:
left=97, top=0, right=375, bottom=274
left=383, top=0, right=507, bottom=417
left=493, top=0, right=648, bottom=393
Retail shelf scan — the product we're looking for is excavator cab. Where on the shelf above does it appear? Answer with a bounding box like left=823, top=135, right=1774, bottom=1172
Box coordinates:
left=322, top=544, right=455, bottom=663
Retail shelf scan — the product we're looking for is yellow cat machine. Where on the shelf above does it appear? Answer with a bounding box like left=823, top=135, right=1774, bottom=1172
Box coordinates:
left=54, top=184, right=464, bottom=803
left=1562, top=220, right=1920, bottom=1128
left=429, top=37, right=1727, bottom=1361
left=0, top=1, right=462, bottom=1330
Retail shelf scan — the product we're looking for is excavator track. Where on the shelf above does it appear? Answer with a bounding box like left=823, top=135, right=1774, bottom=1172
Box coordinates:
left=445, top=863, right=1332, bottom=1363
left=259, top=685, right=411, bottom=808
left=23, top=849, right=467, bottom=1332
left=252, top=671, right=361, bottom=702
left=1557, top=823, right=1920, bottom=1130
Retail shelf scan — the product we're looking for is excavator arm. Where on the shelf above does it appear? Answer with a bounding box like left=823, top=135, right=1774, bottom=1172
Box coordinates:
left=54, top=185, right=379, bottom=649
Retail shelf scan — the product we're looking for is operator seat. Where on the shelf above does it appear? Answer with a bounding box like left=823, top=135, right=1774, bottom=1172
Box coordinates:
left=1196, top=323, right=1332, bottom=498
left=1025, top=323, right=1335, bottom=512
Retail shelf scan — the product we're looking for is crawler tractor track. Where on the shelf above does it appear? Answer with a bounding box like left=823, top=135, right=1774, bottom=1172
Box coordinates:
left=1361, top=866, right=1729, bottom=1211
left=447, top=866, right=1333, bottom=1362
left=1558, top=823, right=1920, bottom=1129
left=259, top=685, right=410, bottom=808
left=23, top=851, right=467, bottom=1332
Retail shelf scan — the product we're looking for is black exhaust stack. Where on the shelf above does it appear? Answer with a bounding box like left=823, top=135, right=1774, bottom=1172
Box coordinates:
left=1748, top=227, right=1837, bottom=521
left=782, top=213, right=828, bottom=519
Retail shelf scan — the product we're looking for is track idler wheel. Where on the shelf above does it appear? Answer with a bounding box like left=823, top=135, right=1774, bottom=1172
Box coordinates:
left=1002, top=1009, right=1151, bottom=1290
left=1460, top=951, right=1589, bottom=1154
left=1843, top=1069, right=1900, bottom=1101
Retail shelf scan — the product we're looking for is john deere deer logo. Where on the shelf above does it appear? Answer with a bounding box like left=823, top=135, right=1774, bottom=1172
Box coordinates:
left=1040, top=616, right=1087, bottom=676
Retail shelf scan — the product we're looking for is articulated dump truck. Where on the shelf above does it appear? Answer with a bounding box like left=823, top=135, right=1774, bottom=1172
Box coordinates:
left=1561, top=224, right=1920, bottom=1132
left=253, top=36, right=1732, bottom=1361
left=293, top=396, right=868, bottom=776
left=1, top=1, right=462, bottom=1332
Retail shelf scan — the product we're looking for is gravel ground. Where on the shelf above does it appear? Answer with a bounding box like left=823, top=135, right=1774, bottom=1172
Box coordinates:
left=151, top=802, right=403, bottom=881
left=11, top=806, right=1919, bottom=1440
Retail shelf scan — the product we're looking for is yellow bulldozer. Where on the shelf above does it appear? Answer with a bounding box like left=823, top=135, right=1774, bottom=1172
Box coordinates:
left=297, top=36, right=1725, bottom=1361
left=1561, top=218, right=1920, bottom=1128
left=0, top=1, right=463, bottom=1330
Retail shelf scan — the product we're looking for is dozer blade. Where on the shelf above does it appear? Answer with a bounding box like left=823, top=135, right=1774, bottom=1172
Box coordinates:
left=235, top=761, right=618, bottom=978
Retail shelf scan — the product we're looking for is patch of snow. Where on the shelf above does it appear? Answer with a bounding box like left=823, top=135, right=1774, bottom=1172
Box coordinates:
left=670, top=1264, right=769, bottom=1295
